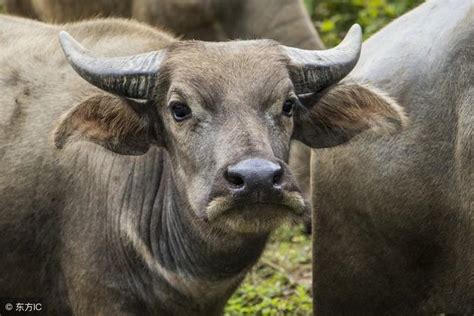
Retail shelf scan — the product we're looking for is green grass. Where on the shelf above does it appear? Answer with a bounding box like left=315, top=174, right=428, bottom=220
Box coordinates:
left=225, top=225, right=312, bottom=315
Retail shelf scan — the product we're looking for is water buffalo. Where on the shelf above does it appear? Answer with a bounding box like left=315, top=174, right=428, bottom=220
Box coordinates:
left=311, top=0, right=473, bottom=313
left=0, top=15, right=405, bottom=315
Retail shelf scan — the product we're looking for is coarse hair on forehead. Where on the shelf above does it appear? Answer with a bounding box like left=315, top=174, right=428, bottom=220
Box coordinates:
left=163, top=39, right=290, bottom=71
left=160, top=40, right=292, bottom=100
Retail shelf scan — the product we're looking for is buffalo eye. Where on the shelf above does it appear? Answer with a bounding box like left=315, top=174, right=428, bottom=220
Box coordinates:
left=282, top=99, right=295, bottom=117
left=170, top=101, right=192, bottom=122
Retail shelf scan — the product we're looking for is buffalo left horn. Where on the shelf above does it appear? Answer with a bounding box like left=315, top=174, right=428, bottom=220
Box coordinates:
left=282, top=24, right=362, bottom=95
left=59, top=31, right=166, bottom=99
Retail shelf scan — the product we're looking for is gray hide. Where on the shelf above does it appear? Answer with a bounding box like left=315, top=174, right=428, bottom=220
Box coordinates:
left=311, top=0, right=474, bottom=314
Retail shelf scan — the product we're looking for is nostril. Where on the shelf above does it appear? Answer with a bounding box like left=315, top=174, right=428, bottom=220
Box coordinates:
left=225, top=170, right=245, bottom=188
left=273, top=174, right=281, bottom=185
left=273, top=167, right=283, bottom=186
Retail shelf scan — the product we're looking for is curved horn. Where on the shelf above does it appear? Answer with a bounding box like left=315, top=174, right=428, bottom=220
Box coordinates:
left=59, top=31, right=166, bottom=99
left=282, top=24, right=362, bottom=95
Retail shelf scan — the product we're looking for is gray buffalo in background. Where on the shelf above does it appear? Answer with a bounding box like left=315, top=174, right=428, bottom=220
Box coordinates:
left=4, top=0, right=323, bottom=48
left=311, top=0, right=473, bottom=313
left=0, top=13, right=405, bottom=315
left=4, top=0, right=320, bottom=201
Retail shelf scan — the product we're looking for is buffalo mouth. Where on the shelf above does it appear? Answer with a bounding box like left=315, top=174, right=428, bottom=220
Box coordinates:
left=205, top=191, right=307, bottom=223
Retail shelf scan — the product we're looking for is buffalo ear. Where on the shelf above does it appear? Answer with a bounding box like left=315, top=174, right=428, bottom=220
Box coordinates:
left=53, top=95, right=160, bottom=155
left=293, top=83, right=407, bottom=148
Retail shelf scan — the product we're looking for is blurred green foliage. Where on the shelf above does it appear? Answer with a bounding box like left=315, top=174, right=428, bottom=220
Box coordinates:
left=306, top=0, right=425, bottom=46
left=225, top=225, right=312, bottom=316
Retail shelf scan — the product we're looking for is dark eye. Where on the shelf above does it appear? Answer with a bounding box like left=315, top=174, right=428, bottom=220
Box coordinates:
left=282, top=99, right=295, bottom=117
left=170, top=101, right=192, bottom=122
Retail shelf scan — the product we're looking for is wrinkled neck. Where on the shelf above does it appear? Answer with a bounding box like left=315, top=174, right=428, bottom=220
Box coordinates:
left=142, top=152, right=268, bottom=279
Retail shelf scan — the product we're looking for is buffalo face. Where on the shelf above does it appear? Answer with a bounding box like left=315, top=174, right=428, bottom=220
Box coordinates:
left=155, top=41, right=307, bottom=232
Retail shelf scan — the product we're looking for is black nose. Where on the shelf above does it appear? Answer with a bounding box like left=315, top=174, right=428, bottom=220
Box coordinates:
left=225, top=158, right=283, bottom=190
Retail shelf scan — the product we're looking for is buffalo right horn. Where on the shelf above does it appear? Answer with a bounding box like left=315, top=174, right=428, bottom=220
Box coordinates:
left=282, top=24, right=362, bottom=95
left=59, top=31, right=166, bottom=100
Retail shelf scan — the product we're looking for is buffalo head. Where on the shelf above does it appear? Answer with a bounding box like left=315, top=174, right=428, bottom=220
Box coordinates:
left=53, top=25, right=405, bottom=233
